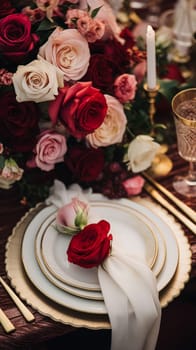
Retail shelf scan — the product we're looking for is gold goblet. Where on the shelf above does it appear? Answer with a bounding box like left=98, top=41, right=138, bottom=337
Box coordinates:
left=171, top=88, right=196, bottom=197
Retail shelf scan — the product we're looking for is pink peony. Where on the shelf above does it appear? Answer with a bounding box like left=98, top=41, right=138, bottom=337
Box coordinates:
left=114, top=74, right=137, bottom=103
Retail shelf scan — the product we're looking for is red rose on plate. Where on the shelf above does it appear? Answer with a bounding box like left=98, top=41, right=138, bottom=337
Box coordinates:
left=49, top=81, right=107, bottom=139
left=0, top=0, right=15, bottom=18
left=0, top=91, right=40, bottom=152
left=64, top=144, right=104, bottom=182
left=0, top=13, right=39, bottom=65
left=67, top=220, right=112, bottom=268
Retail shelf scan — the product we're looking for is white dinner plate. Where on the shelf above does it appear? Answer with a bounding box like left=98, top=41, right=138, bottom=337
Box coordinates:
left=35, top=203, right=165, bottom=300
left=22, top=195, right=178, bottom=314
left=39, top=201, right=158, bottom=292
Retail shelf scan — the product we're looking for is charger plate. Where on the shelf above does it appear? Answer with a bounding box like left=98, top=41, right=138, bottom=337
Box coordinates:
left=5, top=196, right=192, bottom=327
left=34, top=202, right=166, bottom=300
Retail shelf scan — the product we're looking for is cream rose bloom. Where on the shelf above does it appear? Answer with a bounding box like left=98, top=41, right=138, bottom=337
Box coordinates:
left=13, top=59, right=64, bottom=103
left=124, top=135, right=160, bottom=173
left=86, top=94, right=127, bottom=148
left=38, top=27, right=90, bottom=81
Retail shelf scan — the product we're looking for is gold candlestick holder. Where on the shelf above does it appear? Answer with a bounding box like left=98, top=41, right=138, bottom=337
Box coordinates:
left=143, top=83, right=160, bottom=126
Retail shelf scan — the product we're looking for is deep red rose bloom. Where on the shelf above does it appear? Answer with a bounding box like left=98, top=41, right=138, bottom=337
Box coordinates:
left=89, top=38, right=130, bottom=69
left=83, top=38, right=130, bottom=94
left=82, top=54, right=121, bottom=94
left=0, top=0, right=15, bottom=18
left=0, top=91, right=40, bottom=152
left=49, top=82, right=107, bottom=139
left=0, top=13, right=39, bottom=65
left=67, top=220, right=112, bottom=268
left=64, top=144, right=104, bottom=182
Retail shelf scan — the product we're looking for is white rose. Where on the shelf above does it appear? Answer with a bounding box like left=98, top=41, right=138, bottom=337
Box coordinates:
left=38, top=28, right=90, bottom=81
left=124, top=135, right=160, bottom=173
left=86, top=94, right=127, bottom=148
left=13, top=59, right=64, bottom=103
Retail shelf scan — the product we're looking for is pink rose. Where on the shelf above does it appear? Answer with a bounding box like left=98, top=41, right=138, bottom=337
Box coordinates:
left=49, top=82, right=107, bottom=139
left=114, top=74, right=137, bottom=103
left=122, top=175, right=145, bottom=196
left=38, top=27, right=90, bottom=81
left=27, top=130, right=67, bottom=171
left=56, top=198, right=89, bottom=234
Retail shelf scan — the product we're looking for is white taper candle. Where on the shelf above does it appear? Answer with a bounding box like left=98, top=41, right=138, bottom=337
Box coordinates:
left=146, top=25, right=156, bottom=90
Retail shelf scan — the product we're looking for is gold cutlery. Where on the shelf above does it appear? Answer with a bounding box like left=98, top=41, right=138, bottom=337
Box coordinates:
left=0, top=308, right=15, bottom=333
left=143, top=172, right=196, bottom=224
left=0, top=277, right=35, bottom=322
left=144, top=183, right=196, bottom=235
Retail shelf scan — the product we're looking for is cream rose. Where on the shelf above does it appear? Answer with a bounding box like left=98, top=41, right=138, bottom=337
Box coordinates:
left=86, top=94, right=127, bottom=148
left=13, top=59, right=64, bottom=103
left=38, top=27, right=90, bottom=81
left=124, top=135, right=160, bottom=173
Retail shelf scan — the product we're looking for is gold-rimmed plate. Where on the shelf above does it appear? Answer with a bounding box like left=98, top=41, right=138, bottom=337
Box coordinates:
left=36, top=201, right=158, bottom=292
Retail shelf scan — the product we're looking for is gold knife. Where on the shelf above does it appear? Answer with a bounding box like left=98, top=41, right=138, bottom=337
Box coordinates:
left=144, top=183, right=196, bottom=235
left=0, top=277, right=35, bottom=322
left=0, top=308, right=15, bottom=333
left=143, top=172, right=196, bottom=224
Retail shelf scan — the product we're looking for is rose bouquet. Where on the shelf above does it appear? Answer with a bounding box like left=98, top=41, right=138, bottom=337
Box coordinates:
left=0, top=0, right=187, bottom=206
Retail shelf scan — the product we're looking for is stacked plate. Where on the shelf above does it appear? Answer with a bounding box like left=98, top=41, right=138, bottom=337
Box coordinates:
left=21, top=194, right=179, bottom=315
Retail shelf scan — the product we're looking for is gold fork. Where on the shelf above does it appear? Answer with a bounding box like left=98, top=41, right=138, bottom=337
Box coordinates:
left=0, top=308, right=15, bottom=333
left=0, top=277, right=35, bottom=322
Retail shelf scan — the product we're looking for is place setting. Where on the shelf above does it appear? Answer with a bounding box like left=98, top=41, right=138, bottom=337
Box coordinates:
left=5, top=179, right=192, bottom=348
left=0, top=0, right=195, bottom=348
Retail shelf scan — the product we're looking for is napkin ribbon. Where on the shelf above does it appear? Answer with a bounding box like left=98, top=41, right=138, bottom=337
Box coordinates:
left=46, top=180, right=161, bottom=350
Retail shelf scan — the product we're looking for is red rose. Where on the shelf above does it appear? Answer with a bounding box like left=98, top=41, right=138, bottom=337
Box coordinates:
left=0, top=13, right=39, bottom=65
left=67, top=220, right=112, bottom=268
left=0, top=0, right=15, bottom=18
left=0, top=91, right=40, bottom=152
left=83, top=38, right=130, bottom=93
left=82, top=54, right=120, bottom=94
left=49, top=82, right=107, bottom=138
left=64, top=144, right=104, bottom=182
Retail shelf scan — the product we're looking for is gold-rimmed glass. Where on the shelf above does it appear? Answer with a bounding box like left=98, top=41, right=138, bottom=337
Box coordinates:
left=171, top=88, right=196, bottom=197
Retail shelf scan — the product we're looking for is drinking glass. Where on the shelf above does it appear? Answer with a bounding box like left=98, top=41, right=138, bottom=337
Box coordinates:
left=171, top=88, right=196, bottom=197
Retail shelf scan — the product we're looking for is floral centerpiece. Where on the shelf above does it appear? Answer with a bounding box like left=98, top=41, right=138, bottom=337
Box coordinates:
left=0, top=0, right=190, bottom=206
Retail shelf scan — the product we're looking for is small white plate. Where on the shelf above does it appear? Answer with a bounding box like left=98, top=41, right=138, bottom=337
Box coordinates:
left=40, top=201, right=158, bottom=292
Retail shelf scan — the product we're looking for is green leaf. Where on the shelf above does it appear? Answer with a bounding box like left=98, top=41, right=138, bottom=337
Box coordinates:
left=36, top=18, right=57, bottom=32
left=91, top=6, right=103, bottom=18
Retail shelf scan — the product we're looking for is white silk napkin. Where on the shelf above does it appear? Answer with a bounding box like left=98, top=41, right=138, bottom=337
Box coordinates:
left=98, top=244, right=161, bottom=350
left=46, top=180, right=161, bottom=350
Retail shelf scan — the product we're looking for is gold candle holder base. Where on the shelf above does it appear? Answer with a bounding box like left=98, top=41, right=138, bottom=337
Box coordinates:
left=143, top=83, right=160, bottom=127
